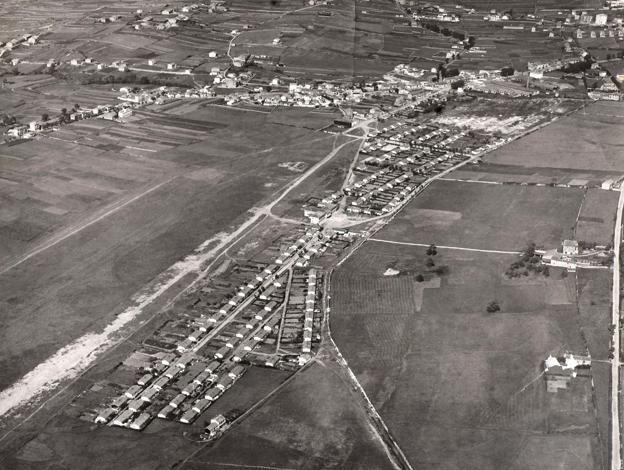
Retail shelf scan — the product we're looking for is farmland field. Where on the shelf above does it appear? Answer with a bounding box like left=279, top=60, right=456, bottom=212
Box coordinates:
left=376, top=179, right=584, bottom=251
left=576, top=189, right=619, bottom=245
left=484, top=101, right=624, bottom=173
left=0, top=104, right=338, bottom=392
left=179, top=363, right=395, bottom=470
left=447, top=162, right=622, bottom=186
left=331, top=240, right=607, bottom=469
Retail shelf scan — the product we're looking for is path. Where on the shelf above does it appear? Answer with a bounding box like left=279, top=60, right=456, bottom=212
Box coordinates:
left=368, top=238, right=521, bottom=255
left=0, top=130, right=356, bottom=436
left=0, top=176, right=175, bottom=275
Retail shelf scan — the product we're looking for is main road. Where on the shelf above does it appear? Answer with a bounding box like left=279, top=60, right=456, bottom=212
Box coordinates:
left=612, top=185, right=624, bottom=470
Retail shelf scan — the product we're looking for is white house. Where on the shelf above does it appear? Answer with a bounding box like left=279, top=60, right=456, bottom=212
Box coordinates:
left=562, top=239, right=579, bottom=255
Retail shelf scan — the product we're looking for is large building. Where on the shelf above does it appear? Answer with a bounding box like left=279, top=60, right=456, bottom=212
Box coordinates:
left=595, top=13, right=608, bottom=25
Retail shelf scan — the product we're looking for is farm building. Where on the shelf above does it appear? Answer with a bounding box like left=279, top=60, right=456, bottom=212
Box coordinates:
left=158, top=404, right=175, bottom=419
left=128, top=399, right=147, bottom=412
left=205, top=361, right=221, bottom=374
left=562, top=239, right=579, bottom=255
left=94, top=408, right=116, bottom=424
left=124, top=385, right=143, bottom=399
left=180, top=409, right=199, bottom=424
left=140, top=387, right=159, bottom=402
left=205, top=386, right=223, bottom=401
left=112, top=409, right=135, bottom=427
left=216, top=375, right=234, bottom=391
left=164, top=366, right=180, bottom=379
left=228, top=365, right=245, bottom=379
left=192, top=398, right=212, bottom=413
left=169, top=393, right=187, bottom=408
left=152, top=375, right=170, bottom=390
left=111, top=395, right=129, bottom=408
left=129, top=412, right=152, bottom=430
left=137, top=373, right=153, bottom=386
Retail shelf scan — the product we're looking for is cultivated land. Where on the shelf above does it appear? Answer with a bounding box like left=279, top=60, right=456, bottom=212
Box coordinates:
left=0, top=0, right=623, bottom=468
left=484, top=102, right=624, bottom=173
left=0, top=104, right=338, bottom=392
left=576, top=189, right=620, bottom=245
left=331, top=240, right=606, bottom=470
left=179, top=363, right=395, bottom=470
left=376, top=179, right=585, bottom=252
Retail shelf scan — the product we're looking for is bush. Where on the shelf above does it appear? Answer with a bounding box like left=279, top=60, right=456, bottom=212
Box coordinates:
left=426, top=244, right=437, bottom=256
left=416, top=274, right=425, bottom=282
left=486, top=301, right=500, bottom=313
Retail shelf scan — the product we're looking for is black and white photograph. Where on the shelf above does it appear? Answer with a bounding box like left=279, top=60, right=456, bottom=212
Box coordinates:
left=0, top=0, right=623, bottom=468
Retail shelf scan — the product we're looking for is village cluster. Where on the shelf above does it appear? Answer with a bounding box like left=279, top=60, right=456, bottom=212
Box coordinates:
left=90, top=226, right=356, bottom=437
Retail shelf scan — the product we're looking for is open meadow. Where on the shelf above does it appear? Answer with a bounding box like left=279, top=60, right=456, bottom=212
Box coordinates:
left=177, top=363, right=395, bottom=470
left=331, top=239, right=607, bottom=470
left=484, top=102, right=624, bottom=173
left=376, top=179, right=584, bottom=251
left=0, top=103, right=338, bottom=392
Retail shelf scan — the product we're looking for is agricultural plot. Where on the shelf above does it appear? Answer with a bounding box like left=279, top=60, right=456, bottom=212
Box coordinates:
left=437, top=0, right=601, bottom=13
left=0, top=104, right=337, bottom=393
left=576, top=188, right=619, bottom=246
left=484, top=101, right=624, bottom=173
left=331, top=241, right=607, bottom=470
left=182, top=362, right=395, bottom=470
left=448, top=163, right=620, bottom=187
left=376, top=179, right=584, bottom=252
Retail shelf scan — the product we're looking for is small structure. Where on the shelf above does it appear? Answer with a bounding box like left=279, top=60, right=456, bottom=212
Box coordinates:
left=562, top=239, right=579, bottom=256
left=112, top=409, right=134, bottom=427
left=157, top=404, right=175, bottom=419
left=128, top=399, right=147, bottom=412
left=140, top=387, right=159, bottom=402
left=180, top=409, right=199, bottom=424
left=228, top=365, right=245, bottom=380
left=169, top=393, right=186, bottom=408
left=544, top=352, right=591, bottom=392
left=94, top=408, right=116, bottom=424
left=124, top=384, right=143, bottom=399
left=137, top=373, right=152, bottom=386
left=129, top=412, right=152, bottom=430
left=193, top=398, right=211, bottom=413
left=205, top=386, right=222, bottom=401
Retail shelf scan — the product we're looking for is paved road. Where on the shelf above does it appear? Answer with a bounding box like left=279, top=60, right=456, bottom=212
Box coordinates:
left=611, top=185, right=624, bottom=470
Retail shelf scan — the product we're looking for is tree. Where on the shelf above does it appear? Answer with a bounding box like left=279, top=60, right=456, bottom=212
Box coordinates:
left=416, top=274, right=425, bottom=282
left=41, top=113, right=49, bottom=121
left=501, top=66, right=515, bottom=77
left=426, top=257, right=435, bottom=267
left=523, top=242, right=536, bottom=260
left=61, top=107, right=67, bottom=115
left=426, top=244, right=437, bottom=256
left=451, top=79, right=465, bottom=90
left=486, top=301, right=500, bottom=313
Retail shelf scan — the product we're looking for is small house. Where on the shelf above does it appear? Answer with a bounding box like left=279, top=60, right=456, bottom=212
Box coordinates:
left=562, top=239, right=579, bottom=256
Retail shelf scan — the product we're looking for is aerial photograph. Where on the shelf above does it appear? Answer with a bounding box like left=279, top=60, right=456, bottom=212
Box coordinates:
left=0, top=0, right=624, bottom=469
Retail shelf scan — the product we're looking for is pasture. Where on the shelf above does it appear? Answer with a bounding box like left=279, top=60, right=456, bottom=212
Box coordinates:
left=484, top=101, right=624, bottom=173
left=0, top=104, right=336, bottom=392
left=376, top=179, right=584, bottom=251
left=331, top=240, right=606, bottom=469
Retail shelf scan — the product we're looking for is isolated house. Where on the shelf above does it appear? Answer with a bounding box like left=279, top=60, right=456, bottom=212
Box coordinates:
left=562, top=239, right=579, bottom=256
